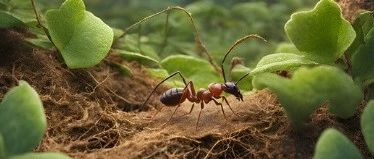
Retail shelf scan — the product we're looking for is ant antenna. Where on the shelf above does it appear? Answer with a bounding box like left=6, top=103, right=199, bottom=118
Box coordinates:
left=141, top=71, right=187, bottom=109
left=235, top=72, right=250, bottom=85
left=221, top=34, right=267, bottom=83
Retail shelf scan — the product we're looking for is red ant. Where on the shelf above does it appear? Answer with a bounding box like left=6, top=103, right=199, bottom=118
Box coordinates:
left=142, top=34, right=266, bottom=129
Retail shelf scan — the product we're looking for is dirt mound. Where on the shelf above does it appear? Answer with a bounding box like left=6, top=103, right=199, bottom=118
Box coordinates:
left=0, top=28, right=371, bottom=159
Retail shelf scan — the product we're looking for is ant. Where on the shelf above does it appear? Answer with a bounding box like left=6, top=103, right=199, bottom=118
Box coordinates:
left=142, top=34, right=267, bottom=129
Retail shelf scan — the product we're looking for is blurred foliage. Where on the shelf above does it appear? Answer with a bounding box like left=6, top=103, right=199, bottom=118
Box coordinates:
left=37, top=0, right=317, bottom=69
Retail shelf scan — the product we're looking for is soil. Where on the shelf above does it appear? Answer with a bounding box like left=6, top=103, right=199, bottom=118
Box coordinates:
left=338, top=0, right=374, bottom=21
left=0, top=27, right=372, bottom=159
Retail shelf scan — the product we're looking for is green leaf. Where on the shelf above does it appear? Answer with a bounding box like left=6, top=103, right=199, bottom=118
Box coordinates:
left=146, top=68, right=183, bottom=86
left=361, top=100, right=374, bottom=154
left=160, top=55, right=221, bottom=88
left=146, top=68, right=169, bottom=80
left=285, top=0, right=356, bottom=63
left=253, top=66, right=362, bottom=129
left=0, top=0, right=35, bottom=28
left=347, top=11, right=374, bottom=56
left=25, top=34, right=54, bottom=50
left=231, top=65, right=252, bottom=91
left=274, top=42, right=300, bottom=53
left=46, top=0, right=114, bottom=69
left=0, top=11, right=24, bottom=28
left=0, top=81, right=46, bottom=156
left=352, top=28, right=374, bottom=86
left=108, top=62, right=133, bottom=77
left=112, top=27, right=124, bottom=41
left=117, top=50, right=159, bottom=68
left=8, top=152, right=71, bottom=159
left=114, top=34, right=160, bottom=61
left=313, top=128, right=363, bottom=159
left=251, top=53, right=318, bottom=75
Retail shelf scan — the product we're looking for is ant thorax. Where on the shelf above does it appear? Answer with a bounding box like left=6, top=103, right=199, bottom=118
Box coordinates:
left=208, top=83, right=223, bottom=98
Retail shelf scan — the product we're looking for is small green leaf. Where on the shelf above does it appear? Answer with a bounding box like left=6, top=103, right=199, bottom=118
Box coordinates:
left=0, top=81, right=46, bottom=156
left=253, top=66, right=362, bottom=129
left=0, top=11, right=24, bottom=28
left=107, top=61, right=133, bottom=77
left=352, top=28, right=374, bottom=86
left=274, top=42, right=300, bottom=54
left=347, top=11, right=374, bottom=55
left=231, top=65, right=252, bottom=91
left=25, top=34, right=54, bottom=50
left=160, top=55, right=221, bottom=88
left=285, top=0, right=356, bottom=63
left=112, top=27, right=124, bottom=41
left=313, top=128, right=363, bottom=159
left=146, top=68, right=182, bottom=86
left=251, top=53, right=318, bottom=75
left=46, top=0, right=114, bottom=69
left=8, top=152, right=72, bottom=159
left=114, top=34, right=160, bottom=60
left=117, top=50, right=159, bottom=68
left=146, top=68, right=169, bottom=80
left=361, top=100, right=374, bottom=154
left=0, top=0, right=35, bottom=28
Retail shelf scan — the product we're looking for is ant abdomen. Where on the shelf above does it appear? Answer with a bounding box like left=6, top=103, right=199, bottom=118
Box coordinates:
left=160, top=88, right=185, bottom=106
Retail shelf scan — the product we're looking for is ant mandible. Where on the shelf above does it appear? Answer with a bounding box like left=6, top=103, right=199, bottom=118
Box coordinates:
left=142, top=34, right=267, bottom=129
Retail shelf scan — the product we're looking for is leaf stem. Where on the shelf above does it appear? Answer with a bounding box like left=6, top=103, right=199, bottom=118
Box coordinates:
left=30, top=0, right=55, bottom=48
left=115, top=6, right=221, bottom=75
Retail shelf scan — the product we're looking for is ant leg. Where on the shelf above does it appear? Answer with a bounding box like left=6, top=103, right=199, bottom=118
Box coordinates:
left=211, top=98, right=227, bottom=120
left=195, top=102, right=204, bottom=130
left=141, top=71, right=187, bottom=109
left=150, top=107, right=163, bottom=120
left=162, top=103, right=182, bottom=127
left=162, top=81, right=194, bottom=126
left=221, top=96, right=241, bottom=117
left=178, top=103, right=195, bottom=117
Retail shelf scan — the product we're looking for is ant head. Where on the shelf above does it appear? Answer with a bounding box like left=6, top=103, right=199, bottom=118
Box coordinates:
left=223, top=82, right=243, bottom=101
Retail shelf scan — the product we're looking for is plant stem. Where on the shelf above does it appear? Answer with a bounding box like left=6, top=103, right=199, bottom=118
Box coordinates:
left=30, top=0, right=55, bottom=48
left=115, top=6, right=221, bottom=75
left=159, top=11, right=170, bottom=55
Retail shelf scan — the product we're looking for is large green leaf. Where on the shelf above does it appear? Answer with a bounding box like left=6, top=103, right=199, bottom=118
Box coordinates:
left=285, top=0, right=356, bottom=63
left=117, top=50, right=159, bottom=68
left=253, top=66, right=362, bottom=129
left=313, top=129, right=363, bottom=159
left=361, top=100, right=374, bottom=154
left=251, top=53, right=318, bottom=75
left=160, top=55, right=221, bottom=88
left=8, top=152, right=71, bottom=159
left=352, top=27, right=374, bottom=86
left=0, top=81, right=46, bottom=156
left=46, top=0, right=113, bottom=69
